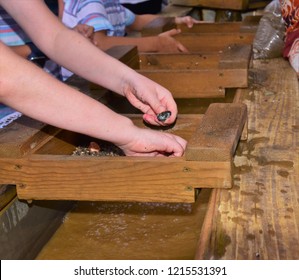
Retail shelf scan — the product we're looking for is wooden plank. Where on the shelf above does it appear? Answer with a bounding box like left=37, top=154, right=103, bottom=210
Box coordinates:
left=178, top=22, right=242, bottom=34
left=195, top=58, right=299, bottom=259
left=0, top=116, right=61, bottom=158
left=138, top=52, right=220, bottom=70
left=195, top=187, right=219, bottom=259
left=175, top=33, right=255, bottom=52
left=0, top=156, right=231, bottom=203
left=185, top=103, right=247, bottom=161
left=0, top=185, right=16, bottom=211
left=177, top=20, right=259, bottom=34
left=137, top=45, right=250, bottom=98
left=219, top=44, right=252, bottom=69
left=90, top=44, right=251, bottom=99
left=105, top=45, right=140, bottom=69
left=141, top=16, right=259, bottom=36
left=139, top=45, right=252, bottom=70
left=138, top=69, right=247, bottom=98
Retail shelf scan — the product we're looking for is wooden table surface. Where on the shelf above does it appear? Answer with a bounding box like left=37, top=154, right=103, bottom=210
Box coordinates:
left=196, top=58, right=299, bottom=259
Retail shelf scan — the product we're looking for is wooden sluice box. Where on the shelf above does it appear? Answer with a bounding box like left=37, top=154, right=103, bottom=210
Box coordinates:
left=0, top=103, right=247, bottom=204
left=114, top=18, right=259, bottom=98
left=104, top=43, right=252, bottom=99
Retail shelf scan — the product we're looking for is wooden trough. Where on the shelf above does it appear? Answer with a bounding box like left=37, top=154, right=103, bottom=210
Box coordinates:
left=0, top=103, right=247, bottom=204
left=103, top=44, right=252, bottom=99
left=123, top=18, right=258, bottom=98
left=141, top=15, right=260, bottom=37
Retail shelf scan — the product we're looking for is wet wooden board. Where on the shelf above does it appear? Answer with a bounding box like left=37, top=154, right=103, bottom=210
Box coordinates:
left=185, top=103, right=247, bottom=161
left=195, top=58, right=299, bottom=259
left=103, top=45, right=251, bottom=98
left=0, top=198, right=73, bottom=259
left=174, top=33, right=255, bottom=52
left=139, top=46, right=252, bottom=71
left=138, top=44, right=251, bottom=98
left=0, top=156, right=230, bottom=203
left=141, top=16, right=257, bottom=53
left=0, top=116, right=61, bottom=158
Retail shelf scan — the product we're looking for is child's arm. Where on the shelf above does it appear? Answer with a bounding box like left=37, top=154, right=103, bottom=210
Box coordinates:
left=127, top=14, right=201, bottom=32
left=0, top=43, right=186, bottom=156
left=127, top=14, right=159, bottom=31
left=93, top=29, right=188, bottom=53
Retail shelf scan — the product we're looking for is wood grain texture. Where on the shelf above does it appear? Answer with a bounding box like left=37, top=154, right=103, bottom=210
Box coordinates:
left=195, top=58, right=299, bottom=259
left=138, top=52, right=220, bottom=70
left=137, top=69, right=248, bottom=98
left=105, top=45, right=140, bottom=69
left=141, top=16, right=260, bottom=37
left=185, top=103, right=247, bottom=161
left=0, top=116, right=61, bottom=158
left=0, top=113, right=233, bottom=202
left=137, top=45, right=251, bottom=98
left=0, top=156, right=231, bottom=203
left=219, top=44, right=252, bottom=69
left=175, top=33, right=255, bottom=52
left=139, top=44, right=252, bottom=70
left=177, top=20, right=259, bottom=34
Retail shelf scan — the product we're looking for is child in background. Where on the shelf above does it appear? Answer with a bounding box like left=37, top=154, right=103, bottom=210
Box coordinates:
left=0, top=0, right=186, bottom=157
left=59, top=0, right=199, bottom=79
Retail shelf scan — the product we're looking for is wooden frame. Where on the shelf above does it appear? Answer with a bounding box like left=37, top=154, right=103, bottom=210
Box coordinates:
left=0, top=103, right=247, bottom=203
left=141, top=16, right=260, bottom=36
left=138, top=44, right=251, bottom=98
left=102, top=44, right=252, bottom=99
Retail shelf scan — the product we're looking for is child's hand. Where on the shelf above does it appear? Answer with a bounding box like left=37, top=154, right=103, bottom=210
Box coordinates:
left=122, top=72, right=179, bottom=127
left=156, top=29, right=189, bottom=53
left=117, top=125, right=187, bottom=157
left=175, top=16, right=201, bottom=28
left=72, top=24, right=97, bottom=45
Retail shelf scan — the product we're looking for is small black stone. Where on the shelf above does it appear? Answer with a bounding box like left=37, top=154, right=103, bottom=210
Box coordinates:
left=157, top=111, right=171, bottom=122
